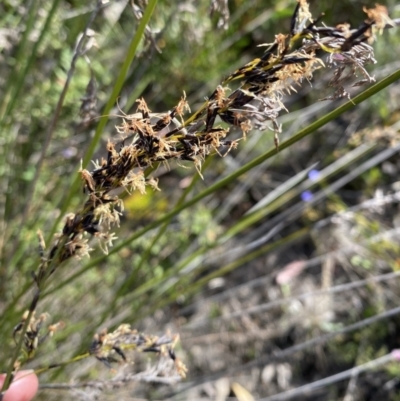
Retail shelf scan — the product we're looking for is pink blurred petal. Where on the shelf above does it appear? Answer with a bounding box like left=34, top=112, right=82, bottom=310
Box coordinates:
left=391, top=349, right=400, bottom=361
left=276, top=260, right=307, bottom=285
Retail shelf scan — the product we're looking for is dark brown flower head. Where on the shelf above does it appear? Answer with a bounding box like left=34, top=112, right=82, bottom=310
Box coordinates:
left=13, top=311, right=64, bottom=359
left=89, top=325, right=187, bottom=377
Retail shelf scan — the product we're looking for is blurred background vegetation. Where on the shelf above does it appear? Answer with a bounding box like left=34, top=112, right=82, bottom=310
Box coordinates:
left=1, top=0, right=400, bottom=400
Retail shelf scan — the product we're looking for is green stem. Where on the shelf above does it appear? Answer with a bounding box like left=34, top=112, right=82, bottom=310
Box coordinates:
left=0, top=289, right=40, bottom=394
left=0, top=0, right=41, bottom=121
left=133, top=228, right=309, bottom=322
left=34, top=353, right=90, bottom=375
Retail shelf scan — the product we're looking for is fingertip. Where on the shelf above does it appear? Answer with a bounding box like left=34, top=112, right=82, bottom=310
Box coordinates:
left=1, top=370, right=39, bottom=401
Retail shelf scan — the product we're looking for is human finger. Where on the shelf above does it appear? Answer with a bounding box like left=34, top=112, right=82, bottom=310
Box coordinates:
left=0, top=370, right=39, bottom=401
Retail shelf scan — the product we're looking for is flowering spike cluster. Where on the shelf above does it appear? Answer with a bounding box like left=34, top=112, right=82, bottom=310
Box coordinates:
left=12, top=311, right=64, bottom=364
left=35, top=1, right=392, bottom=283
left=89, top=325, right=188, bottom=378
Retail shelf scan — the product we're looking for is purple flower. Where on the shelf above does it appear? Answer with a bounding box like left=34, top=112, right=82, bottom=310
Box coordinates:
left=62, top=147, right=77, bottom=159
left=301, top=190, right=313, bottom=202
left=308, top=169, right=320, bottom=182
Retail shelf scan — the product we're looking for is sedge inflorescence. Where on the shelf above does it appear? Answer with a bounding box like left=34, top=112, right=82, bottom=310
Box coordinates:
left=35, top=2, right=391, bottom=284
left=90, top=325, right=188, bottom=378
